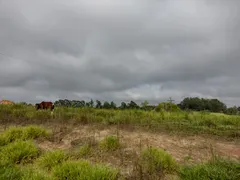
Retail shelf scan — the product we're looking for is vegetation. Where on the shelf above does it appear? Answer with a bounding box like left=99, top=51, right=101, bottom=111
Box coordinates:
left=134, top=147, right=178, bottom=179
left=0, top=140, right=39, bottom=165
left=0, top=104, right=239, bottom=138
left=52, top=160, right=119, bottom=180
left=99, top=135, right=121, bottom=151
left=36, top=150, right=68, bottom=171
left=179, top=156, right=240, bottom=180
left=0, top=123, right=239, bottom=179
left=0, top=125, right=49, bottom=146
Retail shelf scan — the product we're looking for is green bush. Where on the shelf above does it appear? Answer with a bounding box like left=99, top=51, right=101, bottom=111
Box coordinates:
left=0, top=140, right=39, bottom=164
left=37, top=150, right=68, bottom=171
left=139, top=147, right=178, bottom=175
left=99, top=135, right=121, bottom=151
left=53, top=160, right=119, bottom=180
left=179, top=157, right=240, bottom=180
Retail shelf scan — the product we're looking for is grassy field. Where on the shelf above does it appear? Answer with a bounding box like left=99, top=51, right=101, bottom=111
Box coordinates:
left=0, top=104, right=239, bottom=179
left=0, top=104, right=239, bottom=138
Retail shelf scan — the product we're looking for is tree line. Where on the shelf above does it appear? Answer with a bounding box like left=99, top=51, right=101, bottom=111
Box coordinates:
left=53, top=97, right=240, bottom=115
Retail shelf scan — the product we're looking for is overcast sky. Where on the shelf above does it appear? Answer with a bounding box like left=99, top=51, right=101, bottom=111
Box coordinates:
left=0, top=0, right=239, bottom=106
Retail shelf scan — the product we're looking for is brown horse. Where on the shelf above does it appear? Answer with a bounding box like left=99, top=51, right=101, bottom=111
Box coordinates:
left=35, top=101, right=54, bottom=111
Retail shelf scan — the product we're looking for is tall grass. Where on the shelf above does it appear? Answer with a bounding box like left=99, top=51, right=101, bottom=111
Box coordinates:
left=0, top=105, right=239, bottom=137
left=99, top=135, right=121, bottom=151
left=179, top=156, right=240, bottom=180
left=0, top=125, right=49, bottom=146
left=52, top=160, right=119, bottom=180
left=36, top=150, right=68, bottom=171
left=0, top=140, right=39, bottom=165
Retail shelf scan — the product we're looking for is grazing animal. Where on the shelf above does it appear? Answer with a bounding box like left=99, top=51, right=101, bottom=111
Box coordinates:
left=35, top=101, right=54, bottom=111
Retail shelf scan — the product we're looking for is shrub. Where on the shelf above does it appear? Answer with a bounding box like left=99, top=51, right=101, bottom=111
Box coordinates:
left=99, top=135, right=121, bottom=151
left=37, top=150, right=68, bottom=171
left=53, top=160, right=119, bottom=180
left=179, top=157, right=240, bottom=180
left=139, top=147, right=178, bottom=175
left=0, top=140, right=39, bottom=164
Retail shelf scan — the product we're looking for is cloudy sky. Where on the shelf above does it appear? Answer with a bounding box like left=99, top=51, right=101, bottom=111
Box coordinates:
left=0, top=0, right=239, bottom=106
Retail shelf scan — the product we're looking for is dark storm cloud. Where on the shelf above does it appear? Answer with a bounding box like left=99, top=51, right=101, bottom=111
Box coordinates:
left=0, top=0, right=240, bottom=106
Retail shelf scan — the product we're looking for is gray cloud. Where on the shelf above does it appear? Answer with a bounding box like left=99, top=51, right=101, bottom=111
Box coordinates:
left=0, top=0, right=240, bottom=106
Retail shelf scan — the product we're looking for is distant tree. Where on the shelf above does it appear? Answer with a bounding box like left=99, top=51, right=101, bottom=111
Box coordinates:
left=119, top=102, right=127, bottom=109
left=19, top=102, right=27, bottom=105
left=155, top=102, right=181, bottom=112
left=226, top=106, right=239, bottom=115
left=103, top=101, right=111, bottom=109
left=141, top=100, right=149, bottom=110
left=180, top=97, right=227, bottom=113
left=127, top=101, right=139, bottom=109
left=95, top=100, right=102, bottom=108
left=110, top=101, right=117, bottom=109
left=89, top=99, right=94, bottom=107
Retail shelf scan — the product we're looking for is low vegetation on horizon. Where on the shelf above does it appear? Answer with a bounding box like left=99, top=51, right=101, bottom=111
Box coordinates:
left=0, top=101, right=239, bottom=138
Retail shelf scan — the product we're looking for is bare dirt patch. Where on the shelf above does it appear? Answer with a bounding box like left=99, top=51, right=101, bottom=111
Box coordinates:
left=38, top=124, right=240, bottom=163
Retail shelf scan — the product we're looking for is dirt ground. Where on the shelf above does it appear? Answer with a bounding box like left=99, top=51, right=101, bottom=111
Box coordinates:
left=38, top=124, right=240, bottom=164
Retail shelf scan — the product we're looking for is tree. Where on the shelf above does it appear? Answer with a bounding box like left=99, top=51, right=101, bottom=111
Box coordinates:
left=119, top=102, right=127, bottom=109
left=155, top=102, right=180, bottom=112
left=110, top=101, right=117, bottom=109
left=95, top=100, right=102, bottom=108
left=89, top=99, right=94, bottom=107
left=226, top=106, right=239, bottom=115
left=141, top=100, right=149, bottom=110
left=127, top=101, right=139, bottom=109
left=179, top=97, right=227, bottom=113
left=103, top=101, right=111, bottom=109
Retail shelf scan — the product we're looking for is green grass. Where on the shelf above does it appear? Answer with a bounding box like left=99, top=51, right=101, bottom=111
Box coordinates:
left=0, top=125, right=239, bottom=179
left=0, top=162, right=22, bottom=180
left=20, top=167, right=52, bottom=180
left=179, top=156, right=240, bottom=180
left=0, top=105, right=239, bottom=138
left=99, top=135, right=121, bottom=151
left=52, top=160, right=119, bottom=180
left=0, top=125, right=49, bottom=146
left=139, top=147, right=178, bottom=174
left=36, top=150, right=68, bottom=171
left=79, top=144, right=93, bottom=157
left=0, top=140, right=39, bottom=165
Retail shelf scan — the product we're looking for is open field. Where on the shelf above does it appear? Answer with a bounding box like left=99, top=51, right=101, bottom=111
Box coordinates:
left=0, top=104, right=240, bottom=179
